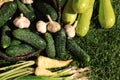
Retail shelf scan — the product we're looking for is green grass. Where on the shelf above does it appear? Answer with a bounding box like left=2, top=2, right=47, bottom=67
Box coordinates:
left=74, top=0, right=120, bottom=80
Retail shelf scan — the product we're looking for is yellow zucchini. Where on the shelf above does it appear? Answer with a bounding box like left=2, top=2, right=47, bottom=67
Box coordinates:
left=72, top=0, right=90, bottom=13
left=76, top=0, right=95, bottom=37
left=62, top=0, right=77, bottom=24
left=98, top=0, right=115, bottom=28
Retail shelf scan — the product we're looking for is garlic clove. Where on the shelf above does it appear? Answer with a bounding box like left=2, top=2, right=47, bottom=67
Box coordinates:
left=21, top=0, right=33, bottom=4
left=47, top=15, right=61, bottom=33
left=36, top=20, right=47, bottom=33
left=65, top=21, right=78, bottom=39
left=13, top=13, right=30, bottom=29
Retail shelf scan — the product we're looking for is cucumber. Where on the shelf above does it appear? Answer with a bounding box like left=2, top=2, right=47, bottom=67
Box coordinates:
left=54, top=28, right=67, bottom=59
left=66, top=38, right=90, bottom=62
left=10, top=39, right=21, bottom=46
left=5, top=44, right=35, bottom=56
left=16, top=0, right=36, bottom=21
left=62, top=0, right=77, bottom=24
left=0, top=2, right=17, bottom=28
left=34, top=0, right=58, bottom=21
left=12, top=29, right=46, bottom=50
left=1, top=25, right=11, bottom=48
left=45, top=32, right=56, bottom=58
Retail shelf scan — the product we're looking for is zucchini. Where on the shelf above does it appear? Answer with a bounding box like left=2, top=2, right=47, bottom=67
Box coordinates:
left=72, top=0, right=90, bottom=13
left=62, top=0, right=77, bottom=24
left=16, top=0, right=36, bottom=21
left=54, top=28, right=67, bottom=59
left=98, top=0, right=115, bottom=28
left=45, top=32, right=56, bottom=58
left=34, top=0, right=58, bottom=21
left=76, top=0, right=95, bottom=37
left=10, top=39, right=21, bottom=46
left=66, top=38, right=90, bottom=62
left=1, top=25, right=11, bottom=48
left=5, top=44, right=35, bottom=56
left=12, top=29, right=46, bottom=50
left=0, top=2, right=17, bottom=28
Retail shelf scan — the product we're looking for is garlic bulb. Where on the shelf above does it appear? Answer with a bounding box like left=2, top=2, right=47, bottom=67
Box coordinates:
left=13, top=13, right=30, bottom=29
left=36, top=20, right=47, bottom=33
left=21, top=0, right=33, bottom=4
left=65, top=21, right=78, bottom=39
left=47, top=15, right=61, bottom=33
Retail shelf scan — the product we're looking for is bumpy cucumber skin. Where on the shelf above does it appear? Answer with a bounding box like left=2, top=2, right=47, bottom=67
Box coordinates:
left=62, top=0, right=77, bottom=24
left=16, top=0, right=36, bottom=21
left=5, top=44, right=35, bottom=56
left=0, top=2, right=17, bottom=28
left=34, top=0, right=58, bottom=21
left=45, top=32, right=56, bottom=58
left=1, top=25, right=11, bottom=48
left=54, top=28, right=67, bottom=59
left=66, top=38, right=90, bottom=62
left=72, top=0, right=90, bottom=13
left=12, top=29, right=46, bottom=50
left=98, top=0, right=115, bottom=28
left=76, top=0, right=95, bottom=37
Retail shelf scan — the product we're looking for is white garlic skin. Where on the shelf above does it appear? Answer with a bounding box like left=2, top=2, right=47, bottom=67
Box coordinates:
left=36, top=20, right=47, bottom=33
left=13, top=13, right=30, bottom=29
left=65, top=24, right=76, bottom=39
left=21, top=0, right=33, bottom=4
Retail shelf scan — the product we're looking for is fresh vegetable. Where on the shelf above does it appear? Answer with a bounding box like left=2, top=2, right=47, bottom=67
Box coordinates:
left=62, top=0, right=77, bottom=24
left=64, top=21, right=78, bottom=39
left=66, top=38, right=90, bottom=62
left=45, top=32, right=56, bottom=58
left=10, top=39, right=21, bottom=46
left=12, top=29, right=46, bottom=50
left=47, top=15, right=61, bottom=33
left=54, top=28, right=67, bottom=59
left=98, top=0, right=115, bottom=28
left=76, top=0, right=95, bottom=37
left=36, top=56, right=72, bottom=68
left=21, top=0, right=33, bottom=4
left=0, top=1, right=17, bottom=28
left=16, top=0, right=36, bottom=21
left=36, top=20, right=47, bottom=33
left=1, top=25, right=11, bottom=48
left=13, top=13, right=30, bottom=29
left=72, top=0, right=90, bottom=13
left=34, top=0, right=58, bottom=21
left=5, top=44, right=35, bottom=56
left=0, top=0, right=14, bottom=8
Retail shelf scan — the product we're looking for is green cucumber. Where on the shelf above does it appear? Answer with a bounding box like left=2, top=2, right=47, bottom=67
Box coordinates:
left=66, top=38, right=90, bottom=62
left=34, top=0, right=58, bottom=21
left=0, top=2, right=17, bottom=28
left=1, top=25, right=11, bottom=48
left=10, top=39, right=21, bottom=46
left=45, top=32, right=56, bottom=58
left=12, top=29, right=46, bottom=50
left=5, top=44, right=35, bottom=56
left=16, top=0, right=36, bottom=21
left=54, top=28, right=67, bottom=59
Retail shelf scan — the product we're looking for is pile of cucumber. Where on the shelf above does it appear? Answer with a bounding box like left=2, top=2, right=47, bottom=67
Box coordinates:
left=0, top=0, right=115, bottom=63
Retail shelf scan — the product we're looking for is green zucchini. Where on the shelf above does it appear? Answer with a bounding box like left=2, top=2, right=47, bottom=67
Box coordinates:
left=34, top=0, right=58, bottom=21
left=54, top=28, right=67, bottom=59
left=16, top=0, right=36, bottom=21
left=45, top=32, right=56, bottom=58
left=0, top=2, right=17, bottom=28
left=10, top=39, right=21, bottom=46
left=5, top=44, right=35, bottom=56
left=62, top=0, right=77, bottom=24
left=66, top=38, right=90, bottom=62
left=1, top=25, right=11, bottom=48
left=12, top=29, right=46, bottom=50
